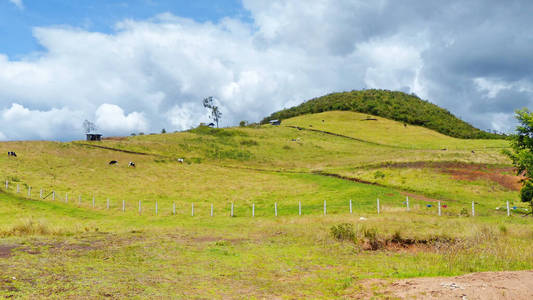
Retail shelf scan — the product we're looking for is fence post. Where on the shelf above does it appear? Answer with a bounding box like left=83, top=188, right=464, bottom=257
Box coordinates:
left=471, top=201, right=475, bottom=217
left=107, top=198, right=109, bottom=209
left=172, top=202, right=176, bottom=215
left=275, top=202, right=278, bottom=217
left=155, top=201, right=158, bottom=215
left=323, top=200, right=327, bottom=216
left=349, top=199, right=352, bottom=214
left=5, top=180, right=7, bottom=189
left=252, top=203, right=255, bottom=217
left=17, top=184, right=19, bottom=193
left=191, top=203, right=194, bottom=217
left=78, top=195, right=81, bottom=205
left=28, top=186, right=31, bottom=198
left=122, top=200, right=125, bottom=212
left=92, top=195, right=95, bottom=208
left=438, top=201, right=441, bottom=216
left=53, top=191, right=55, bottom=201
left=139, top=200, right=142, bottom=215
left=40, top=188, right=42, bottom=199
left=231, top=202, right=234, bottom=217
left=377, top=198, right=380, bottom=214
left=211, top=203, right=213, bottom=217
left=406, top=196, right=410, bottom=211
left=65, top=193, right=68, bottom=203
left=507, top=201, right=510, bottom=217
left=299, top=200, right=301, bottom=216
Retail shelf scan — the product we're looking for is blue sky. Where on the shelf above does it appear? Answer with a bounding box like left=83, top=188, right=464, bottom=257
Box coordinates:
left=0, top=0, right=531, bottom=141
left=1, top=0, right=248, bottom=58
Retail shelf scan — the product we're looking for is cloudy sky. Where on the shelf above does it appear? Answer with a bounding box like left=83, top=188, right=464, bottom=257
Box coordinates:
left=0, top=0, right=531, bottom=140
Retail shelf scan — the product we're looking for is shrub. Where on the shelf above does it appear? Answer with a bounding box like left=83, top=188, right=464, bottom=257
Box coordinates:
left=330, top=223, right=356, bottom=242
left=240, top=139, right=258, bottom=146
left=373, top=171, right=385, bottom=179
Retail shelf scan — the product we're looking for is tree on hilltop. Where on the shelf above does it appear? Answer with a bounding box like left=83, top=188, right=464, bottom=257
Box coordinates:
left=203, top=96, right=222, bottom=128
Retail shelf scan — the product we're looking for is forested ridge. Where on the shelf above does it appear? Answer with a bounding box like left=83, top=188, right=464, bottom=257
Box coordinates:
left=262, top=89, right=503, bottom=139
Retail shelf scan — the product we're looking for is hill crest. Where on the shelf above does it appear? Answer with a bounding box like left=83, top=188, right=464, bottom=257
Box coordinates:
left=262, top=89, right=503, bottom=139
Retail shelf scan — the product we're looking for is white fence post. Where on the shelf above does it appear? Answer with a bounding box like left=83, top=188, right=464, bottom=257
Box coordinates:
left=139, top=200, right=142, bottom=215
left=156, top=201, right=158, bottom=215
left=323, top=200, right=327, bottom=216
left=252, top=203, right=255, bottom=217
left=349, top=199, right=352, bottom=214
left=211, top=204, right=213, bottom=217
left=28, top=186, right=31, bottom=198
left=438, top=201, right=441, bottom=216
left=191, top=203, right=194, bottom=216
left=78, top=195, right=81, bottom=205
left=16, top=184, right=19, bottom=193
left=40, top=188, right=42, bottom=199
left=406, top=196, right=410, bottom=211
left=107, top=198, right=109, bottom=209
left=231, top=202, right=234, bottom=217
left=377, top=198, right=380, bottom=214
left=5, top=180, right=7, bottom=189
left=92, top=195, right=95, bottom=208
left=507, top=201, right=510, bottom=217
left=122, top=200, right=125, bottom=212
left=472, top=201, right=475, bottom=217
left=275, top=202, right=278, bottom=217
left=299, top=201, right=301, bottom=216
left=172, top=202, right=176, bottom=215
left=65, top=193, right=68, bottom=203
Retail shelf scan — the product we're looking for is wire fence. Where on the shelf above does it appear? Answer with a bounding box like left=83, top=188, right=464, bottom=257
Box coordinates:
left=2, top=179, right=530, bottom=218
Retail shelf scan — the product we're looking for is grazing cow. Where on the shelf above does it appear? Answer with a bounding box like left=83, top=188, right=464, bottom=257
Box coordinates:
left=109, top=160, right=118, bottom=165
left=7, top=151, right=17, bottom=157
left=441, top=148, right=447, bottom=151
left=128, top=162, right=136, bottom=167
left=177, top=158, right=184, bottom=163
left=471, top=150, right=475, bottom=154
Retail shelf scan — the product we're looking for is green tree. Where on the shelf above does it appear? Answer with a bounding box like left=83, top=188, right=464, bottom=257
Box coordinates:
left=504, top=108, right=533, bottom=215
left=161, top=128, right=166, bottom=134
left=203, top=96, right=222, bottom=128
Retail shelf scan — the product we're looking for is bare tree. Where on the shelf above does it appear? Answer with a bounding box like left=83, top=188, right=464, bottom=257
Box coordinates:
left=202, top=96, right=222, bottom=128
left=83, top=120, right=97, bottom=133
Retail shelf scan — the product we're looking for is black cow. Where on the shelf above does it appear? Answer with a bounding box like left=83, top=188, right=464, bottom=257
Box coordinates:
left=109, top=160, right=118, bottom=165
left=8, top=151, right=17, bottom=157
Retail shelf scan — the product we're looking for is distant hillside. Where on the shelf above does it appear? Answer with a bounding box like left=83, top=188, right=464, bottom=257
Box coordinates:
left=262, top=89, right=503, bottom=139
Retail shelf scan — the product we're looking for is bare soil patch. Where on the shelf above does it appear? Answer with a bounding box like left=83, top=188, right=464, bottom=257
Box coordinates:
left=373, top=161, right=522, bottom=191
left=362, top=270, right=533, bottom=299
left=0, top=244, right=18, bottom=258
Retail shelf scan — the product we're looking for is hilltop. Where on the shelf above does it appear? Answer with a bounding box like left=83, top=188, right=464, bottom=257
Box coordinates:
left=262, top=89, right=503, bottom=139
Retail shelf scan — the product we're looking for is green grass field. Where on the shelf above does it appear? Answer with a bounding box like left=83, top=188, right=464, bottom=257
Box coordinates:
left=0, top=110, right=530, bottom=298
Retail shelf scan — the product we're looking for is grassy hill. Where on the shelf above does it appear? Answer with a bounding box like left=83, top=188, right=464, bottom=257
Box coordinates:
left=0, top=110, right=530, bottom=298
left=262, top=89, right=503, bottom=139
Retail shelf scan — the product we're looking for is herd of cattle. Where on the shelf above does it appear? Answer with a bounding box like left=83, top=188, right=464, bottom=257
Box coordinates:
left=8, top=151, right=184, bottom=167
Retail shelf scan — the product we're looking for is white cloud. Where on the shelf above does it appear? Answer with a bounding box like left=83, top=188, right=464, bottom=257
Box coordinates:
left=0, top=1, right=532, bottom=140
left=8, top=0, right=23, bottom=9
left=95, top=104, right=148, bottom=135
left=0, top=103, right=83, bottom=140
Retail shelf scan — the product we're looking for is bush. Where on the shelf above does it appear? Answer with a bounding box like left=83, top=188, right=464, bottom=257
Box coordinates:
left=240, top=139, right=258, bottom=146
left=373, top=171, right=385, bottom=179
left=330, top=223, right=356, bottom=242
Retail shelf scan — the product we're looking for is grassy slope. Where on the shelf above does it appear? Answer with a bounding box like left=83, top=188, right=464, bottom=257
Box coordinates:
left=262, top=89, right=503, bottom=139
left=0, top=111, right=530, bottom=298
